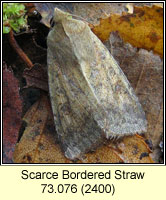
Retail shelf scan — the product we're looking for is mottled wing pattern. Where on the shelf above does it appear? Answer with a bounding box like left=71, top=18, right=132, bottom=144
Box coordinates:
left=47, top=8, right=147, bottom=160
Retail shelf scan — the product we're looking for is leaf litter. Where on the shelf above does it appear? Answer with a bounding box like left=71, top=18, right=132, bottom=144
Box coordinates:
left=3, top=3, right=163, bottom=163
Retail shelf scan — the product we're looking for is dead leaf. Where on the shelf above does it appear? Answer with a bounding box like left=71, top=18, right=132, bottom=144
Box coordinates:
left=116, top=134, right=153, bottom=163
left=13, top=95, right=71, bottom=163
left=92, top=5, right=163, bottom=57
left=13, top=96, right=153, bottom=163
left=23, top=63, right=48, bottom=91
left=3, top=63, right=23, bottom=163
left=13, top=3, right=162, bottom=163
left=28, top=3, right=163, bottom=58
left=32, top=3, right=158, bottom=28
left=106, top=32, right=163, bottom=158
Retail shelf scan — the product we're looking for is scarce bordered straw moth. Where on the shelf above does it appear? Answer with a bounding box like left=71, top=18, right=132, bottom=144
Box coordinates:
left=47, top=8, right=147, bottom=160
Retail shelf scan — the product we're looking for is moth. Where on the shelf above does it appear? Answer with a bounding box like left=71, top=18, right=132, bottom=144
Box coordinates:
left=47, top=8, right=147, bottom=160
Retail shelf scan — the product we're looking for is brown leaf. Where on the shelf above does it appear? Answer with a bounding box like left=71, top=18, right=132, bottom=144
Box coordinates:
left=33, top=3, right=158, bottom=28
left=13, top=3, right=162, bottom=163
left=3, top=63, right=23, bottom=163
left=13, top=95, right=50, bottom=163
left=29, top=3, right=163, bottom=57
left=23, top=63, right=48, bottom=91
left=106, top=32, right=163, bottom=161
left=92, top=5, right=163, bottom=57
left=34, top=2, right=115, bottom=28
left=13, top=95, right=153, bottom=163
left=13, top=95, right=71, bottom=163
left=116, top=134, right=153, bottom=163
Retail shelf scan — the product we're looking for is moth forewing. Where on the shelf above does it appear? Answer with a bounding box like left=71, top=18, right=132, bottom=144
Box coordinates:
left=47, top=8, right=147, bottom=160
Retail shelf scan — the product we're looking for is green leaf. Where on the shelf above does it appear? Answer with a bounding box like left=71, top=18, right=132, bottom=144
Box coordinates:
left=18, top=17, right=26, bottom=26
left=3, top=26, right=10, bottom=34
left=3, top=3, right=27, bottom=33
